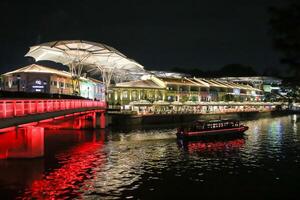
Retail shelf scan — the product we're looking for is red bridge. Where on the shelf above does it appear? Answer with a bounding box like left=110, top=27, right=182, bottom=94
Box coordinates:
left=0, top=99, right=107, bottom=132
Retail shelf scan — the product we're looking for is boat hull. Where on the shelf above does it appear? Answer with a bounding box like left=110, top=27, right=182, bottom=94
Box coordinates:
left=177, top=126, right=249, bottom=140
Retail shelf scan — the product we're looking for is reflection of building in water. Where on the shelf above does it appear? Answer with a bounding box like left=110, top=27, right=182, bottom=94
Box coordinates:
left=291, top=115, right=298, bottom=134
left=0, top=126, right=44, bottom=159
left=81, top=135, right=169, bottom=199
left=267, top=119, right=283, bottom=142
left=0, top=64, right=105, bottom=100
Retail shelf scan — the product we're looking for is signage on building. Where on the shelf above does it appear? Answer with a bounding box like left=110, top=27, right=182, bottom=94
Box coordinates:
left=32, top=79, right=45, bottom=92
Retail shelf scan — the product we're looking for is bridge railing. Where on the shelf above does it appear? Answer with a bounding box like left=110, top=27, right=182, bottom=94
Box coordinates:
left=0, top=99, right=106, bottom=119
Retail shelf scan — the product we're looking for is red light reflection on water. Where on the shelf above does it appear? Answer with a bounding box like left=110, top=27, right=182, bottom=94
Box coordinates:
left=179, top=138, right=245, bottom=153
left=0, top=126, right=44, bottom=159
left=19, top=131, right=105, bottom=200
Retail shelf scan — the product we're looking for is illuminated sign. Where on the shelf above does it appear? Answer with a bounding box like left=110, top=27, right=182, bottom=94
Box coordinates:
left=35, top=80, right=42, bottom=85
left=233, top=88, right=240, bottom=95
left=32, top=79, right=45, bottom=92
left=263, top=85, right=271, bottom=92
left=32, top=85, right=44, bottom=89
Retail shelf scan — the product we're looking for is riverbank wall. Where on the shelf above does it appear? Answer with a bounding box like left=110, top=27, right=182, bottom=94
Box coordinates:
left=108, top=110, right=295, bottom=127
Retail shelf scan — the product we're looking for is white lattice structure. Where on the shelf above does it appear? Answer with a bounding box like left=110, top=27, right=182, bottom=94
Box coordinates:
left=25, top=40, right=144, bottom=96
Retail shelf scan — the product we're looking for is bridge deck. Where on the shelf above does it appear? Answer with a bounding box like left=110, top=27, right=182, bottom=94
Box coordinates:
left=0, top=107, right=105, bottom=130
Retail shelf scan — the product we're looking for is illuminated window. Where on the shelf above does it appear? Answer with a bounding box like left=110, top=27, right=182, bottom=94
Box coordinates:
left=114, top=92, right=118, bottom=101
left=60, top=82, right=64, bottom=88
left=122, top=91, right=128, bottom=99
left=132, top=91, right=137, bottom=99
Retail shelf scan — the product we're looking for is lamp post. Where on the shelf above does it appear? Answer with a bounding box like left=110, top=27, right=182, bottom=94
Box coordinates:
left=17, top=75, right=21, bottom=92
left=43, top=80, right=47, bottom=93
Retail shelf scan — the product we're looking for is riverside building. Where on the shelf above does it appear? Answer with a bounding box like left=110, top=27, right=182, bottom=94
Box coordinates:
left=0, top=64, right=105, bottom=100
left=107, top=75, right=273, bottom=114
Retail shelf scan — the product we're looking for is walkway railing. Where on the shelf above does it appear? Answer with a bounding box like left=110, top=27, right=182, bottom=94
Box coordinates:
left=0, top=99, right=106, bottom=119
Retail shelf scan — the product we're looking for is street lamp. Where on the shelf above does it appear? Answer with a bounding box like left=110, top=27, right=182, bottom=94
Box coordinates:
left=17, top=75, right=21, bottom=92
left=43, top=80, right=47, bottom=93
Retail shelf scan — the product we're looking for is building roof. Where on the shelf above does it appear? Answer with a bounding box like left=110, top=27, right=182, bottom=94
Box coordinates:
left=185, top=78, right=209, bottom=87
left=198, top=79, right=227, bottom=88
left=192, top=78, right=210, bottom=87
left=2, top=64, right=102, bottom=83
left=115, top=79, right=164, bottom=89
left=158, top=77, right=199, bottom=86
left=2, top=64, right=72, bottom=78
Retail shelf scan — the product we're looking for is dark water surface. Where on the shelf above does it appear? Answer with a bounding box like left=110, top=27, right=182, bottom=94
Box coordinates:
left=1, top=115, right=300, bottom=199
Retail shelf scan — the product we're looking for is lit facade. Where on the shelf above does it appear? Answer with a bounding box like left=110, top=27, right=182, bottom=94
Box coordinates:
left=108, top=75, right=264, bottom=106
left=0, top=64, right=105, bottom=100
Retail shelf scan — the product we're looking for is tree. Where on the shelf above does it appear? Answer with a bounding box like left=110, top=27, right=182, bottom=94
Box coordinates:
left=269, top=1, right=300, bottom=76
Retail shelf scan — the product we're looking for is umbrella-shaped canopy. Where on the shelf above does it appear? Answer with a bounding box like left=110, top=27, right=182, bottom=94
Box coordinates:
left=25, top=40, right=144, bottom=95
left=25, top=40, right=125, bottom=65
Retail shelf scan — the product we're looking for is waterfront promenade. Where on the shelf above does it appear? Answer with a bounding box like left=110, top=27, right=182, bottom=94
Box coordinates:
left=108, top=101, right=293, bottom=126
left=109, top=101, right=287, bottom=115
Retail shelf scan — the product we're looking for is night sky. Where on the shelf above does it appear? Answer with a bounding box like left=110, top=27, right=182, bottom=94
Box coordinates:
left=0, top=0, right=285, bottom=74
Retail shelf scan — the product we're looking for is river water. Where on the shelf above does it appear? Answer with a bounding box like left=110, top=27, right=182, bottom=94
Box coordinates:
left=0, top=115, right=300, bottom=199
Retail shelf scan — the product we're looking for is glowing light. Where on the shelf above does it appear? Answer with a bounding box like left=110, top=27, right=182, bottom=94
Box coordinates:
left=0, top=99, right=106, bottom=119
left=0, top=126, right=44, bottom=159
left=20, top=133, right=105, bottom=200
left=179, top=138, right=245, bottom=153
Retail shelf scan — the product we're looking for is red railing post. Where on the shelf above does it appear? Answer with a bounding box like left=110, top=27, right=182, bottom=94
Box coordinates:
left=28, top=100, right=32, bottom=114
left=21, top=100, right=25, bottom=116
left=13, top=100, right=17, bottom=116
left=41, top=100, right=44, bottom=113
left=3, top=101, right=6, bottom=118
left=45, top=100, right=48, bottom=112
left=35, top=100, right=38, bottom=113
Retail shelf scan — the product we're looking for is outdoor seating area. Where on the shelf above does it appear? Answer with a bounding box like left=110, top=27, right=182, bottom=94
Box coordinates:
left=119, top=101, right=284, bottom=115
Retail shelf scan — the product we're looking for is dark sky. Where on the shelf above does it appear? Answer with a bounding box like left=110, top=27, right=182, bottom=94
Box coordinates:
left=0, top=0, right=285, bottom=74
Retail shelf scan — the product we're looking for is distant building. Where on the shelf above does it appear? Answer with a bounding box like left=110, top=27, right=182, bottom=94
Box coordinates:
left=0, top=64, right=105, bottom=100
left=108, top=75, right=263, bottom=105
left=216, top=76, right=282, bottom=91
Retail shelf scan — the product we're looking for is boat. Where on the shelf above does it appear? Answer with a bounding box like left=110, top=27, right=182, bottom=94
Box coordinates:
left=177, top=119, right=249, bottom=140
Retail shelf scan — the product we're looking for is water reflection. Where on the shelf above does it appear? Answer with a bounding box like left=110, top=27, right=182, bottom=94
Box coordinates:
left=0, top=113, right=106, bottom=199
left=0, top=115, right=300, bottom=199
left=20, top=130, right=105, bottom=200
left=177, top=137, right=246, bottom=154
left=0, top=126, right=44, bottom=159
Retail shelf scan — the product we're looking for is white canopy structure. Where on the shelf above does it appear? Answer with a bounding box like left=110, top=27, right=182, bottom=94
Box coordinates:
left=25, top=40, right=144, bottom=96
